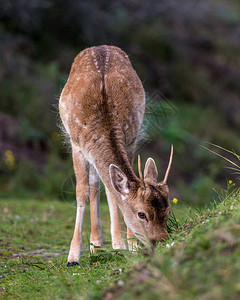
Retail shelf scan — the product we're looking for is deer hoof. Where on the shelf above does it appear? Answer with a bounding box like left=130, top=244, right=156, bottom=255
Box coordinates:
left=67, top=261, right=79, bottom=267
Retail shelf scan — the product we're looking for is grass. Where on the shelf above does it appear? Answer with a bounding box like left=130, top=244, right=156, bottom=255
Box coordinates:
left=0, top=197, right=148, bottom=299
left=0, top=186, right=240, bottom=299
left=104, top=187, right=240, bottom=300
left=0, top=198, right=127, bottom=299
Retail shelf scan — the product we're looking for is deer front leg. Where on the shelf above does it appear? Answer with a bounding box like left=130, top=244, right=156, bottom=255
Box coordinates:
left=89, top=164, right=103, bottom=254
left=127, top=227, right=138, bottom=251
left=67, top=147, right=89, bottom=266
left=126, top=144, right=138, bottom=251
left=105, top=188, right=126, bottom=250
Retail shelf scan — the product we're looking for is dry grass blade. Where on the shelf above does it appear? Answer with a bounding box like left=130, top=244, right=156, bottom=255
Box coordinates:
left=201, top=145, right=240, bottom=172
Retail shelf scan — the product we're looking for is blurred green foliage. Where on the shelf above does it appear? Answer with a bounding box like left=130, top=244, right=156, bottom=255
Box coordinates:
left=0, top=0, right=239, bottom=205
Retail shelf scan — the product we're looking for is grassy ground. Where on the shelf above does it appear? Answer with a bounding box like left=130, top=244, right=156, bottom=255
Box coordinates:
left=0, top=187, right=239, bottom=299
left=103, top=188, right=240, bottom=300
left=0, top=197, right=129, bottom=299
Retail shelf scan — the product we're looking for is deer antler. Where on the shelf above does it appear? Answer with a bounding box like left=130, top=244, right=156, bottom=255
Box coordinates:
left=138, top=154, right=145, bottom=187
left=162, top=145, right=173, bottom=184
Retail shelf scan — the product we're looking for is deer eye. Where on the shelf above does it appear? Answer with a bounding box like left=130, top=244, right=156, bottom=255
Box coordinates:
left=138, top=212, right=147, bottom=220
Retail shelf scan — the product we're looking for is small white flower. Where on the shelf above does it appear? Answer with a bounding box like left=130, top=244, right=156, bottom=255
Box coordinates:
left=166, top=242, right=175, bottom=248
left=230, top=205, right=234, bottom=210
left=117, top=280, right=124, bottom=287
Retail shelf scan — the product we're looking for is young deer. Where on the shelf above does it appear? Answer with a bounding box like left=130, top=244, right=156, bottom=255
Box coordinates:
left=59, top=45, right=173, bottom=266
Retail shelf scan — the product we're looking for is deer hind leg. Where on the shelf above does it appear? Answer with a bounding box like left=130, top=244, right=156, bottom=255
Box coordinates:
left=89, top=164, right=103, bottom=254
left=105, top=188, right=126, bottom=250
left=67, top=146, right=89, bottom=266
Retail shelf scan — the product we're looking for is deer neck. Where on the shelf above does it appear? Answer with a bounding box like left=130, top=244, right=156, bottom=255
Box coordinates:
left=89, top=73, right=138, bottom=186
left=88, top=129, right=138, bottom=187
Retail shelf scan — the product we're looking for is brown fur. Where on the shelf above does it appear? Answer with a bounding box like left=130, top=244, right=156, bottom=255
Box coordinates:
left=59, top=45, right=172, bottom=265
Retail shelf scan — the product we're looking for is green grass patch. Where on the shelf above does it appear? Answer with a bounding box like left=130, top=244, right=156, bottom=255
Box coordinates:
left=1, top=189, right=240, bottom=299
left=102, top=189, right=240, bottom=299
left=0, top=198, right=146, bottom=299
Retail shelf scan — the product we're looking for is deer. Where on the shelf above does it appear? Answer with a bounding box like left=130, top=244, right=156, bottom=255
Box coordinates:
left=59, top=45, right=173, bottom=266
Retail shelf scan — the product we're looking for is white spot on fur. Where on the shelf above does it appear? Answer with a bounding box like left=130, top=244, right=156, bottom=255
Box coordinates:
left=92, top=48, right=101, bottom=73
left=67, top=93, right=72, bottom=102
left=93, top=135, right=98, bottom=141
left=60, top=102, right=66, bottom=109
left=104, top=48, right=110, bottom=73
left=89, top=172, right=98, bottom=184
left=75, top=118, right=81, bottom=125
left=120, top=194, right=127, bottom=201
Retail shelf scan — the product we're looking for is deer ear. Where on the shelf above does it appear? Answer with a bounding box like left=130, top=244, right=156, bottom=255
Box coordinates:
left=144, top=158, right=158, bottom=183
left=109, top=164, right=130, bottom=199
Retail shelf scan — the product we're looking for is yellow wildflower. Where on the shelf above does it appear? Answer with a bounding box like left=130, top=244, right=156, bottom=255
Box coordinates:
left=172, top=198, right=178, bottom=204
left=4, top=150, right=16, bottom=170
left=51, top=132, right=60, bottom=142
left=228, top=180, right=232, bottom=184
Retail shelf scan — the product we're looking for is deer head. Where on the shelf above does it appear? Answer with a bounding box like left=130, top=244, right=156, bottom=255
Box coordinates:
left=109, top=145, right=173, bottom=246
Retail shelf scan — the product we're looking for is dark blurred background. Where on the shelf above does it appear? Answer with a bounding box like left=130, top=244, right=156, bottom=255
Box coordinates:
left=0, top=0, right=239, bottom=206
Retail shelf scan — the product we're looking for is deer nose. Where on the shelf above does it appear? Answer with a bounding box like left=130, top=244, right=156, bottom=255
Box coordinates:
left=150, top=239, right=157, bottom=246
left=150, top=232, right=169, bottom=246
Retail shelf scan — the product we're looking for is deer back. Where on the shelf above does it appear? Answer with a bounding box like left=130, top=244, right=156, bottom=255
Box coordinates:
left=59, top=45, right=145, bottom=158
